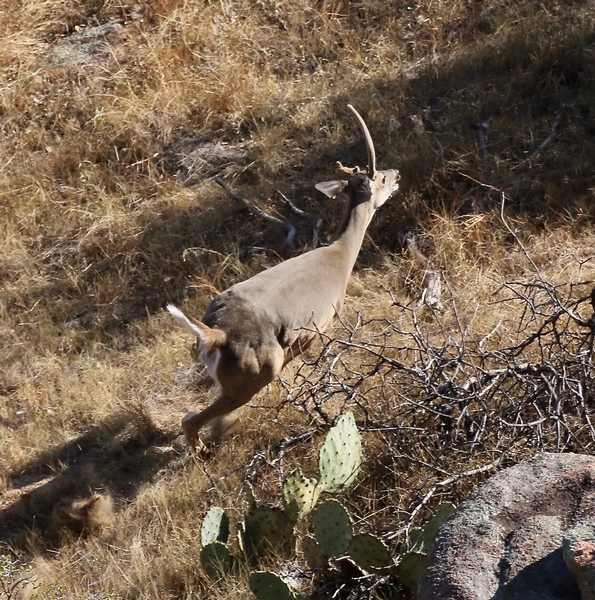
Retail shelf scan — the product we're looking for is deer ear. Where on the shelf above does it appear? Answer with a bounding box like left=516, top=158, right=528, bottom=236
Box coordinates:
left=315, top=180, right=348, bottom=199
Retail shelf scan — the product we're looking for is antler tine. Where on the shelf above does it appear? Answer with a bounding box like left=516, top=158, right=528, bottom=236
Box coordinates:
left=336, top=161, right=361, bottom=175
left=347, top=104, right=377, bottom=179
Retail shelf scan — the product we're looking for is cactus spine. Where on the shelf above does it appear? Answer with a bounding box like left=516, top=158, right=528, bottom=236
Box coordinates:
left=318, top=412, right=362, bottom=493
left=282, top=468, right=321, bottom=522
left=312, top=499, right=353, bottom=557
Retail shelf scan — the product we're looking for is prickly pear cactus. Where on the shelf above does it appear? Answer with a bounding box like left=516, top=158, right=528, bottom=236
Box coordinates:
left=201, top=506, right=230, bottom=547
left=397, top=502, right=457, bottom=590
left=407, top=502, right=456, bottom=554
left=407, top=526, right=425, bottom=553
left=318, top=412, right=362, bottom=493
left=302, top=535, right=327, bottom=569
left=312, top=499, right=353, bottom=557
left=396, top=551, right=426, bottom=592
left=282, top=469, right=321, bottom=522
left=200, top=541, right=232, bottom=581
left=249, top=571, right=298, bottom=600
left=349, top=533, right=394, bottom=574
left=421, top=502, right=456, bottom=546
left=242, top=506, right=295, bottom=558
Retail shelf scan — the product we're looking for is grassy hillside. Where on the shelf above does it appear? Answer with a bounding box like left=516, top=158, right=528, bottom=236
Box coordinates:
left=1, top=0, right=594, bottom=598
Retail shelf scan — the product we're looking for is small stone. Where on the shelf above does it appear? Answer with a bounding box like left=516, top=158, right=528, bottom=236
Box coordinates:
left=564, top=538, right=595, bottom=600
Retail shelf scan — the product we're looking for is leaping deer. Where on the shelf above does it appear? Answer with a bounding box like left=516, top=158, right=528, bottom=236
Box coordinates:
left=168, top=105, right=400, bottom=448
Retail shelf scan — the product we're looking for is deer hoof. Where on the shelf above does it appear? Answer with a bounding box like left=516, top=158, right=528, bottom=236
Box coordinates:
left=181, top=412, right=209, bottom=453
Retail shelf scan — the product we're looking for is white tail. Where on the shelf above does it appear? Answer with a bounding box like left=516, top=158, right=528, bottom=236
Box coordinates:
left=167, top=304, right=202, bottom=337
left=169, top=105, right=400, bottom=448
left=167, top=303, right=226, bottom=348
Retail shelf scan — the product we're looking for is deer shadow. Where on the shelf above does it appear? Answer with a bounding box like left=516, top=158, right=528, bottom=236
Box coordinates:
left=0, top=414, right=179, bottom=552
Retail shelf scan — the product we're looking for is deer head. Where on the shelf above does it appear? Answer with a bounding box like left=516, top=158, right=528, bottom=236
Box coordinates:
left=315, top=104, right=400, bottom=210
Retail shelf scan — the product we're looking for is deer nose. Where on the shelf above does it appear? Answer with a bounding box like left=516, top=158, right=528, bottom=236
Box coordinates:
left=390, top=171, right=401, bottom=195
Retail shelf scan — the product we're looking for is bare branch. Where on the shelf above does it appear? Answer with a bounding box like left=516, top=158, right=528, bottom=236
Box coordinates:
left=533, top=103, right=571, bottom=157
left=215, top=177, right=296, bottom=246
left=274, top=190, right=317, bottom=222
left=472, top=118, right=491, bottom=162
left=275, top=189, right=323, bottom=249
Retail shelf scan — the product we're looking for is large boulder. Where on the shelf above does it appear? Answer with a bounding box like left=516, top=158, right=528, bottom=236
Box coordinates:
left=419, top=453, right=595, bottom=600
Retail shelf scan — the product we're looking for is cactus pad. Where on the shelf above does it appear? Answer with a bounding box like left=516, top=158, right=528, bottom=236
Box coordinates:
left=396, top=551, right=426, bottom=592
left=312, top=499, right=353, bottom=557
left=302, top=535, right=327, bottom=569
left=282, top=469, right=321, bottom=522
left=405, top=502, right=456, bottom=555
left=242, top=506, right=295, bottom=558
left=407, top=527, right=425, bottom=553
left=200, top=541, right=232, bottom=581
left=249, top=571, right=296, bottom=600
left=422, top=502, right=456, bottom=544
left=318, top=412, right=362, bottom=493
left=349, top=533, right=394, bottom=573
left=201, top=507, right=230, bottom=547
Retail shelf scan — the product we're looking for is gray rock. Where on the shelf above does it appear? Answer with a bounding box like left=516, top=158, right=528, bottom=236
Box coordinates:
left=47, top=22, right=124, bottom=67
left=563, top=496, right=595, bottom=600
left=158, top=139, right=246, bottom=185
left=419, top=453, right=595, bottom=600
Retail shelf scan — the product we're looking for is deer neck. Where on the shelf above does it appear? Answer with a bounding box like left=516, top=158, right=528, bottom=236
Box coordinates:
left=333, top=187, right=376, bottom=271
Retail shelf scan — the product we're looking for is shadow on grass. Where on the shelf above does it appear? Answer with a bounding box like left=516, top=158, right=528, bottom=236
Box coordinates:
left=7, top=15, right=595, bottom=351
left=0, top=414, right=179, bottom=551
left=345, top=24, right=595, bottom=223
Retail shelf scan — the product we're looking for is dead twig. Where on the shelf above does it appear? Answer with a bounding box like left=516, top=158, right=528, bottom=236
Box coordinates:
left=472, top=118, right=491, bottom=162
left=275, top=190, right=324, bottom=249
left=193, top=215, right=595, bottom=554
left=215, top=177, right=296, bottom=246
left=532, top=103, right=571, bottom=157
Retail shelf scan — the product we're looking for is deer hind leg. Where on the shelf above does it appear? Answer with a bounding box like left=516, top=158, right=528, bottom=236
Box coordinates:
left=208, top=413, right=240, bottom=444
left=182, top=393, right=251, bottom=448
left=183, top=341, right=286, bottom=448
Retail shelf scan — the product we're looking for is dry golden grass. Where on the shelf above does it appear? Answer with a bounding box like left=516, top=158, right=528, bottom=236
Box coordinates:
left=1, top=0, right=595, bottom=597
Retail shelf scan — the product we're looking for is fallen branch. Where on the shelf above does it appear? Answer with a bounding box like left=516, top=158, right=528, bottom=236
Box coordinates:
left=423, top=265, right=444, bottom=312
left=472, top=118, right=491, bottom=162
left=215, top=177, right=296, bottom=246
left=532, top=103, right=571, bottom=157
left=275, top=190, right=323, bottom=249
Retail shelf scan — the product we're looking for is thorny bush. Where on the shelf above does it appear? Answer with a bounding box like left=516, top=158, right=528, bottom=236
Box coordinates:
left=273, top=249, right=595, bottom=540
